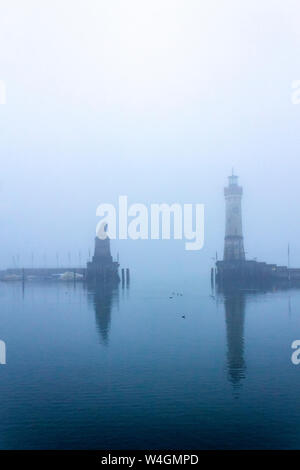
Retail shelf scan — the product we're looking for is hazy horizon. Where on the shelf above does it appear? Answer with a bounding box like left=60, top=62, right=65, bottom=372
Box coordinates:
left=1, top=0, right=300, bottom=278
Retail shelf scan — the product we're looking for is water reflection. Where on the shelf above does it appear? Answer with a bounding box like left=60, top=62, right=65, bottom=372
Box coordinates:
left=217, top=280, right=300, bottom=394
left=87, top=283, right=119, bottom=345
left=224, top=293, right=246, bottom=389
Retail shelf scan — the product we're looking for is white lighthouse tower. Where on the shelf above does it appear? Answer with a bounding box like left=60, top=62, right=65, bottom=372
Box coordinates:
left=224, top=171, right=245, bottom=261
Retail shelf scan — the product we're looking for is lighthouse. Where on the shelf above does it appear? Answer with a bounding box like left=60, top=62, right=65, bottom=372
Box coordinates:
left=223, top=171, right=245, bottom=261
left=216, top=173, right=300, bottom=285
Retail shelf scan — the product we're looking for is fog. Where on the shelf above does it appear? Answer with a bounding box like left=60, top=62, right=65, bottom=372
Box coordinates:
left=1, top=0, right=300, bottom=280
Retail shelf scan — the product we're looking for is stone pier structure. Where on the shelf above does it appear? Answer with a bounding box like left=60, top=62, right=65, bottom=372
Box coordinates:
left=86, top=229, right=120, bottom=284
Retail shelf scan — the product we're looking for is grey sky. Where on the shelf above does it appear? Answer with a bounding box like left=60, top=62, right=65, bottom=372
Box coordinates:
left=1, top=0, right=300, bottom=278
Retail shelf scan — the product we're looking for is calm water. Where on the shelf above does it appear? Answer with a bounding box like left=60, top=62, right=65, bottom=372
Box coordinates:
left=0, top=275, right=299, bottom=449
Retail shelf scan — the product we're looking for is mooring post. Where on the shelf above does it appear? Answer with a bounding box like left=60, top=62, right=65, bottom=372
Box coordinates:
left=126, top=268, right=130, bottom=286
left=121, top=268, right=125, bottom=286
left=211, top=267, right=214, bottom=286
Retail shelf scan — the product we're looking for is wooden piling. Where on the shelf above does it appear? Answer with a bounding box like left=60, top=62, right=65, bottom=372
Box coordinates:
left=211, top=267, right=214, bottom=286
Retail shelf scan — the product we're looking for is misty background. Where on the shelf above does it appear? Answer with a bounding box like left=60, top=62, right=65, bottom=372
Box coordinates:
left=1, top=0, right=300, bottom=280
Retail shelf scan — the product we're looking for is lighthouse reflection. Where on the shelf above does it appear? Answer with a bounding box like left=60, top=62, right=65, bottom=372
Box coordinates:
left=87, top=283, right=119, bottom=345
left=224, top=293, right=246, bottom=389
left=216, top=281, right=300, bottom=393
left=216, top=282, right=248, bottom=391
